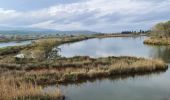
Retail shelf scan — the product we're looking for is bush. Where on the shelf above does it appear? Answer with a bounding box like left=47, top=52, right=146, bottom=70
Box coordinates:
left=151, top=21, right=170, bottom=38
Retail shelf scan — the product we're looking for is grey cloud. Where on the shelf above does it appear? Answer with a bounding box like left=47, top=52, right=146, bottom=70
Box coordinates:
left=0, top=0, right=170, bottom=32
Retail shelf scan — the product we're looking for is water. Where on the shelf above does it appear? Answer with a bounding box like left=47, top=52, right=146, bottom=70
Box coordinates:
left=0, top=41, right=31, bottom=48
left=46, top=36, right=170, bottom=100
left=58, top=37, right=170, bottom=63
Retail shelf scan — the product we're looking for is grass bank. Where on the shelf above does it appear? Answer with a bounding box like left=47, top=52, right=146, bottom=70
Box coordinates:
left=0, top=46, right=26, bottom=56
left=0, top=56, right=167, bottom=84
left=144, top=37, right=170, bottom=45
left=19, top=35, right=94, bottom=60
left=0, top=35, right=93, bottom=61
left=0, top=34, right=145, bottom=60
left=0, top=34, right=168, bottom=99
left=0, top=76, right=64, bottom=100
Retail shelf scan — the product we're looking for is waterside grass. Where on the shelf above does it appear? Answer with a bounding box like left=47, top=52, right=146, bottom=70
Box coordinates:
left=0, top=46, right=26, bottom=56
left=24, top=57, right=168, bottom=84
left=0, top=34, right=142, bottom=59
left=0, top=34, right=168, bottom=99
left=0, top=76, right=64, bottom=100
left=0, top=56, right=167, bottom=84
left=144, top=37, right=170, bottom=45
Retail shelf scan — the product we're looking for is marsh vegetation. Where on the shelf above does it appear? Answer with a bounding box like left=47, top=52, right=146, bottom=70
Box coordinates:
left=0, top=33, right=169, bottom=100
left=0, top=56, right=167, bottom=84
left=144, top=21, right=170, bottom=45
left=0, top=76, right=64, bottom=100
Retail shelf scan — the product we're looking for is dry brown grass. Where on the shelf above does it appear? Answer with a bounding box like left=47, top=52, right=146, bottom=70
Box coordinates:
left=3, top=57, right=166, bottom=84
left=20, top=36, right=92, bottom=60
left=0, top=76, right=64, bottom=100
left=1, top=34, right=163, bottom=99
left=0, top=35, right=93, bottom=62
left=0, top=49, right=167, bottom=99
left=0, top=34, right=139, bottom=62
left=144, top=37, right=170, bottom=45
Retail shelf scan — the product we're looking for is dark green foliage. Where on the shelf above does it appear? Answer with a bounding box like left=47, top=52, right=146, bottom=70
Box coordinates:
left=0, top=46, right=25, bottom=55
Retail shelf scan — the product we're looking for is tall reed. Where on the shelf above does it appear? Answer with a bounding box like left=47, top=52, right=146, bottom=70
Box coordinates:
left=0, top=76, right=64, bottom=100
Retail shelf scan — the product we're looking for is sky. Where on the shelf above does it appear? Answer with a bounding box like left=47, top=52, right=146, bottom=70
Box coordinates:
left=0, top=0, right=170, bottom=32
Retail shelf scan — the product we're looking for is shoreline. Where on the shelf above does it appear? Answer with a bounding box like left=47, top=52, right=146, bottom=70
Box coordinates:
left=0, top=34, right=167, bottom=100
left=0, top=56, right=168, bottom=85
left=0, top=33, right=146, bottom=43
left=53, top=69, right=167, bottom=85
left=0, top=35, right=168, bottom=85
left=0, top=34, right=145, bottom=57
left=144, top=37, right=170, bottom=45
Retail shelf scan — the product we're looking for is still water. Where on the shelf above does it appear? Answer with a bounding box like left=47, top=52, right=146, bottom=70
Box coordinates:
left=46, top=36, right=170, bottom=100
left=58, top=37, right=170, bottom=63
left=0, top=41, right=31, bottom=48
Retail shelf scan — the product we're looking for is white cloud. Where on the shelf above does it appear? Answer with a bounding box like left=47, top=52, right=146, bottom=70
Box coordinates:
left=0, top=0, right=170, bottom=32
left=0, top=8, right=20, bottom=23
left=29, top=20, right=83, bottom=30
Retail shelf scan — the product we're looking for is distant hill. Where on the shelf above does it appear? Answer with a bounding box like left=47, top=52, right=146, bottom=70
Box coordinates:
left=0, top=26, right=98, bottom=36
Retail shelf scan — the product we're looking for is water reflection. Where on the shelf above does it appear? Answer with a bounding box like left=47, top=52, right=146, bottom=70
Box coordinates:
left=45, top=65, right=170, bottom=100
left=58, top=36, right=170, bottom=63
left=0, top=41, right=31, bottom=48
left=149, top=46, right=170, bottom=63
left=50, top=37, right=170, bottom=100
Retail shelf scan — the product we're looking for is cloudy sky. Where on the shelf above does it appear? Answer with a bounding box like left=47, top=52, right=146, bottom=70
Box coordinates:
left=0, top=0, right=170, bottom=32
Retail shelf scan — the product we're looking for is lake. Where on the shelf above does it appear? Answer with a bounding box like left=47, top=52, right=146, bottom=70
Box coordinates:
left=58, top=36, right=170, bottom=63
left=45, top=36, right=170, bottom=100
left=0, top=41, right=31, bottom=48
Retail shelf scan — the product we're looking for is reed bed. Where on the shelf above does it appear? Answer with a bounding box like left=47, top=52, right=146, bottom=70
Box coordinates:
left=144, top=37, right=170, bottom=45
left=21, top=36, right=93, bottom=60
left=1, top=56, right=167, bottom=84
left=0, top=36, right=93, bottom=61
left=0, top=76, right=64, bottom=100
left=1, top=34, right=168, bottom=99
left=0, top=56, right=167, bottom=71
